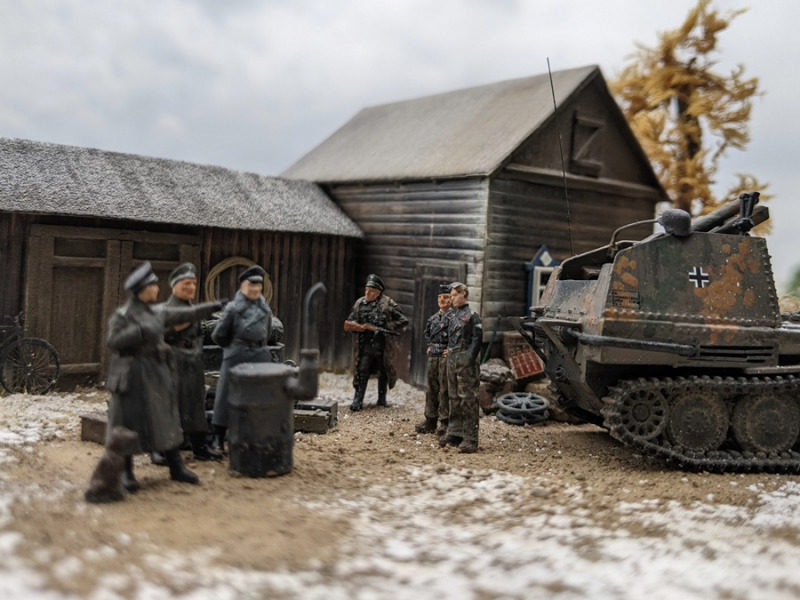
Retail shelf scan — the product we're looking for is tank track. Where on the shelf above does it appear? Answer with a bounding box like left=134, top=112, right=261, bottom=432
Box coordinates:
left=601, top=375, right=800, bottom=474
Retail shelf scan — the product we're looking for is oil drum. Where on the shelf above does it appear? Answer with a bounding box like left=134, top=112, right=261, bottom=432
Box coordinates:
left=227, top=361, right=297, bottom=477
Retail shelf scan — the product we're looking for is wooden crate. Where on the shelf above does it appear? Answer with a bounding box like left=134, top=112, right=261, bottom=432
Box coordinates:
left=80, top=411, right=108, bottom=445
left=502, top=331, right=544, bottom=380
left=294, top=409, right=332, bottom=434
left=509, top=351, right=544, bottom=379
left=294, top=397, right=338, bottom=434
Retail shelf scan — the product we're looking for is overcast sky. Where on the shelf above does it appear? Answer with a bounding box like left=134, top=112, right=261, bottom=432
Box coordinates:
left=2, top=0, right=798, bottom=290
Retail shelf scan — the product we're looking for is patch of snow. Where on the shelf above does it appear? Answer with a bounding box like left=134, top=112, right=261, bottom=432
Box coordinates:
left=2, top=380, right=800, bottom=599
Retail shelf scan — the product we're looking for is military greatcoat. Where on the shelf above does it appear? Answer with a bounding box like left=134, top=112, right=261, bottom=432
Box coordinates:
left=162, top=295, right=208, bottom=435
left=106, top=296, right=220, bottom=454
left=210, top=290, right=273, bottom=428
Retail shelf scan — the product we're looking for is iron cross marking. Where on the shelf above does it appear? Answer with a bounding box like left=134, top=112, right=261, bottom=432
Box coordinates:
left=688, top=266, right=710, bottom=288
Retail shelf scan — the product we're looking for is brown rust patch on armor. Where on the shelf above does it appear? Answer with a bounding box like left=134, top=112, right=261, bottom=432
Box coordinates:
left=743, top=288, right=756, bottom=308
left=695, top=238, right=758, bottom=318
left=620, top=272, right=639, bottom=288
left=612, top=255, right=639, bottom=290
left=708, top=324, right=738, bottom=345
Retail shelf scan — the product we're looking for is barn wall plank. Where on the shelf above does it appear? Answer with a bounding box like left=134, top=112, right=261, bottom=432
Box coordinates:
left=0, top=212, right=27, bottom=319
left=328, top=178, right=489, bottom=382
left=332, top=178, right=489, bottom=317
left=201, top=228, right=355, bottom=371
left=481, top=176, right=658, bottom=328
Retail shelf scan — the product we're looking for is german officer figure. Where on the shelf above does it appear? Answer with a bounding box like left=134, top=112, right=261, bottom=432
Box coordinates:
left=106, top=261, right=223, bottom=492
left=344, top=274, right=409, bottom=411
left=210, top=265, right=273, bottom=452
left=162, top=263, right=222, bottom=462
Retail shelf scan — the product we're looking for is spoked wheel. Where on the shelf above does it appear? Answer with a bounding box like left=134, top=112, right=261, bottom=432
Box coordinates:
left=496, top=392, right=549, bottom=414
left=732, top=394, right=800, bottom=453
left=618, top=386, right=668, bottom=440
left=666, top=391, right=729, bottom=452
left=0, top=338, right=60, bottom=394
left=495, top=392, right=550, bottom=426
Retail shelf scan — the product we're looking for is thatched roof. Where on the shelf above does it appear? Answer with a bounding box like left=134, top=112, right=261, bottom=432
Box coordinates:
left=0, top=137, right=363, bottom=238
left=282, top=65, right=600, bottom=183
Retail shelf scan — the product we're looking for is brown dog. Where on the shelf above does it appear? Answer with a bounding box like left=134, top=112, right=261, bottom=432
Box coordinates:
left=85, top=426, right=139, bottom=503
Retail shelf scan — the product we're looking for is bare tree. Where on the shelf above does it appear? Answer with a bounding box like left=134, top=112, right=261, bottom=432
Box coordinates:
left=611, top=0, right=767, bottom=215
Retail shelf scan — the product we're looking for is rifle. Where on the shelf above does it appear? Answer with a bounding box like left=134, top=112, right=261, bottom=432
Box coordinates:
left=362, top=324, right=400, bottom=336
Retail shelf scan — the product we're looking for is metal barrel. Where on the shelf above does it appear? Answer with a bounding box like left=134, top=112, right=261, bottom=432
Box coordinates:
left=227, top=361, right=297, bottom=477
left=225, top=282, right=326, bottom=478
left=691, top=193, right=767, bottom=233
left=691, top=199, right=742, bottom=233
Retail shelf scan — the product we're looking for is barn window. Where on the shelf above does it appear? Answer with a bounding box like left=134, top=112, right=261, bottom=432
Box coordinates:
left=570, top=111, right=605, bottom=178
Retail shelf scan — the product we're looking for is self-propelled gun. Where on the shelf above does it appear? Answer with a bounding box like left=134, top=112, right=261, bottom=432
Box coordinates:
left=517, top=193, right=800, bottom=472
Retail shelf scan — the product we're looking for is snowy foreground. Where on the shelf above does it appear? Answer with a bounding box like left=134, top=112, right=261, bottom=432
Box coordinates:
left=2, top=374, right=800, bottom=599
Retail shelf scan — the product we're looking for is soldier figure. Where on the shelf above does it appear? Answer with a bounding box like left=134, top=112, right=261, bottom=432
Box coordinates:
left=106, top=262, right=223, bottom=491
left=210, top=265, right=273, bottom=452
left=415, top=284, right=452, bottom=435
left=440, top=282, right=482, bottom=454
left=162, top=263, right=222, bottom=462
left=344, top=274, right=409, bottom=411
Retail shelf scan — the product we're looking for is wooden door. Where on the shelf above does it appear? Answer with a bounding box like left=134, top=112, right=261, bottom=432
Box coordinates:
left=409, top=261, right=466, bottom=387
left=24, top=225, right=200, bottom=385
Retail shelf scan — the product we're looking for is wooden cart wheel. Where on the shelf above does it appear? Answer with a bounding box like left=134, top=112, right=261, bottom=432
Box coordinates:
left=204, top=257, right=273, bottom=303
left=0, top=338, right=60, bottom=394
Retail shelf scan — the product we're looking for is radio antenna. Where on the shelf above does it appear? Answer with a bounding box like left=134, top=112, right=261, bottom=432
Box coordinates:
left=547, top=57, right=574, bottom=256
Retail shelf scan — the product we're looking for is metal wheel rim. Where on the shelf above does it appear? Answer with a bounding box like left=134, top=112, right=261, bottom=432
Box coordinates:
left=732, top=394, right=800, bottom=453
left=619, top=386, right=668, bottom=440
left=666, top=391, right=729, bottom=451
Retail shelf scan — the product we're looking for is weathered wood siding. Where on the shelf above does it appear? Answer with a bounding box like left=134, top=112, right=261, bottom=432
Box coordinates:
left=0, top=213, right=356, bottom=386
left=200, top=228, right=356, bottom=371
left=0, top=212, right=27, bottom=318
left=481, top=72, right=663, bottom=335
left=483, top=177, right=657, bottom=331
left=509, top=74, right=661, bottom=189
left=328, top=179, right=489, bottom=382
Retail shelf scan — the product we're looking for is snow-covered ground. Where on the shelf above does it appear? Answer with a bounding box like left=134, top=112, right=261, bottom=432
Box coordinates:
left=2, top=380, right=800, bottom=599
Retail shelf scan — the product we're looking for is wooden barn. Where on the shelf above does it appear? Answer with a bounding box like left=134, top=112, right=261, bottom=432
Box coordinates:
left=282, top=65, right=668, bottom=386
left=0, top=137, right=363, bottom=387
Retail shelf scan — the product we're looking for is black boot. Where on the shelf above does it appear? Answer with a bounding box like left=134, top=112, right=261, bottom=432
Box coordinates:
left=122, top=455, right=139, bottom=493
left=415, top=417, right=438, bottom=433
left=211, top=425, right=227, bottom=454
left=165, top=448, right=200, bottom=485
left=191, top=432, right=222, bottom=461
left=351, top=375, right=366, bottom=412
left=377, top=376, right=388, bottom=407
left=351, top=386, right=365, bottom=412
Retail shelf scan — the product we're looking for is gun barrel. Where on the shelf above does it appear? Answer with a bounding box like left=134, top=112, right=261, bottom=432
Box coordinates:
left=711, top=204, right=769, bottom=234
left=691, top=199, right=742, bottom=232
left=691, top=193, right=766, bottom=233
